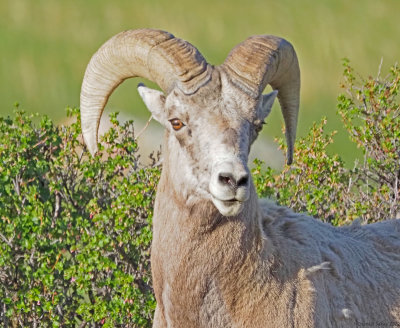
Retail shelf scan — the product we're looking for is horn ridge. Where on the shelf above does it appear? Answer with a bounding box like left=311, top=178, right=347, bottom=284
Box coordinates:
left=221, top=34, right=300, bottom=164
left=148, top=36, right=212, bottom=93
left=80, top=29, right=211, bottom=155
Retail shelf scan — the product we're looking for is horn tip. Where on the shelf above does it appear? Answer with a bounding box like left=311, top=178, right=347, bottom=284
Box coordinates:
left=286, top=156, right=293, bottom=166
left=286, top=148, right=294, bottom=165
left=83, top=134, right=98, bottom=157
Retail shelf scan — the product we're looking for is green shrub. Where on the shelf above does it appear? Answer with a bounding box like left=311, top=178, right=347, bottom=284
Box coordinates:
left=0, top=108, right=159, bottom=327
left=252, top=60, right=399, bottom=225
left=0, top=62, right=398, bottom=326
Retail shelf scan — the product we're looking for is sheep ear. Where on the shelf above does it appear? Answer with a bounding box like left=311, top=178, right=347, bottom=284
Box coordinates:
left=137, top=83, right=167, bottom=124
left=258, top=90, right=278, bottom=121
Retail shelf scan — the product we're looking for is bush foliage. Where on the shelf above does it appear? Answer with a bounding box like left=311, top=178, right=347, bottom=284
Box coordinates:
left=0, top=63, right=399, bottom=326
left=0, top=109, right=159, bottom=327
left=253, top=60, right=399, bottom=225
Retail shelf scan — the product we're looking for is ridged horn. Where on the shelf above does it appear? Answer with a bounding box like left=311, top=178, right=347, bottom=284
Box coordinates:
left=80, top=29, right=212, bottom=155
left=222, top=35, right=300, bottom=164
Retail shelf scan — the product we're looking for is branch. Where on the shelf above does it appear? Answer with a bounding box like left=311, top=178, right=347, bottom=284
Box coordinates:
left=53, top=191, right=61, bottom=218
left=0, top=232, right=12, bottom=248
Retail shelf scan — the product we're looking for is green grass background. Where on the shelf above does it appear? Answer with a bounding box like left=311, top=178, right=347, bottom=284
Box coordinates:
left=1, top=0, right=399, bottom=162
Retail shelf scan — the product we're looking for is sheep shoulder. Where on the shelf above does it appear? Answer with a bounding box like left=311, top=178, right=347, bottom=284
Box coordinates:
left=258, top=199, right=400, bottom=325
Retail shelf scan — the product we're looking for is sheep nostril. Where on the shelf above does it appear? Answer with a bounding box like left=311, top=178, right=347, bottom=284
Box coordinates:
left=237, top=175, right=249, bottom=187
left=218, top=173, right=248, bottom=189
left=218, top=173, right=235, bottom=187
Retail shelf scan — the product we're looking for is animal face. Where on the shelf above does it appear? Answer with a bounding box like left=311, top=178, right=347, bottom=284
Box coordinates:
left=138, top=71, right=277, bottom=216
left=80, top=30, right=300, bottom=186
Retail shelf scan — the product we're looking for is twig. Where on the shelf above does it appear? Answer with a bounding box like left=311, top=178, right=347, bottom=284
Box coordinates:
left=0, top=232, right=12, bottom=248
left=377, top=57, right=384, bottom=78
left=12, top=174, right=21, bottom=197
left=50, top=252, right=62, bottom=272
left=53, top=191, right=61, bottom=218
left=29, top=247, right=35, bottom=266
left=32, top=136, right=49, bottom=149
left=135, top=115, right=153, bottom=140
left=56, top=304, right=63, bottom=319
left=2, top=302, right=8, bottom=328
left=33, top=305, right=38, bottom=328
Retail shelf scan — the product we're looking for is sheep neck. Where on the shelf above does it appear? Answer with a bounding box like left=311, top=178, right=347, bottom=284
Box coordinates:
left=151, top=162, right=279, bottom=326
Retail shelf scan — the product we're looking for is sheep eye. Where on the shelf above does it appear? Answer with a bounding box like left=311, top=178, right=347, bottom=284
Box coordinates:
left=254, top=119, right=265, bottom=133
left=169, top=118, right=185, bottom=131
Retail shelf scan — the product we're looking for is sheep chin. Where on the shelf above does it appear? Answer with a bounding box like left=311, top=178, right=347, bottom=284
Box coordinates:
left=211, top=196, right=244, bottom=217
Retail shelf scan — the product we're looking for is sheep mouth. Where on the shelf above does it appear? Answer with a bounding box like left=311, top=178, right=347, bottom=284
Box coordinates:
left=222, top=198, right=240, bottom=204
left=211, top=196, right=244, bottom=217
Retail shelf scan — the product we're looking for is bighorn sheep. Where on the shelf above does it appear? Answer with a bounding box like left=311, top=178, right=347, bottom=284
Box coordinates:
left=80, top=29, right=400, bottom=327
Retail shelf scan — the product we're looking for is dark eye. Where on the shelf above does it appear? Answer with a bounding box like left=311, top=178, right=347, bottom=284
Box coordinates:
left=169, top=118, right=185, bottom=131
left=254, top=119, right=266, bottom=133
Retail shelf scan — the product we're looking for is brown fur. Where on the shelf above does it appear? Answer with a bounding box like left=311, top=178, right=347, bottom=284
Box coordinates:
left=152, top=162, right=400, bottom=327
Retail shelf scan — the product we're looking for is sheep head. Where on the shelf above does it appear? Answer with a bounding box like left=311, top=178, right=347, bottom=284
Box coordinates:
left=80, top=29, right=300, bottom=216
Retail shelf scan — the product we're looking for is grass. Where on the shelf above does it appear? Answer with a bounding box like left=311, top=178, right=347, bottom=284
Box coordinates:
left=0, top=0, right=399, bottom=163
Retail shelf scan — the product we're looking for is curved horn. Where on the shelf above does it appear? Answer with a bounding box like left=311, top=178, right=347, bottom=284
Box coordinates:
left=80, top=29, right=212, bottom=155
left=222, top=35, right=300, bottom=164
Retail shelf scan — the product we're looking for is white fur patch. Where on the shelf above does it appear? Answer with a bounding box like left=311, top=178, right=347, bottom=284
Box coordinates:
left=341, top=308, right=353, bottom=319
left=162, top=283, right=173, bottom=328
left=306, top=261, right=331, bottom=275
